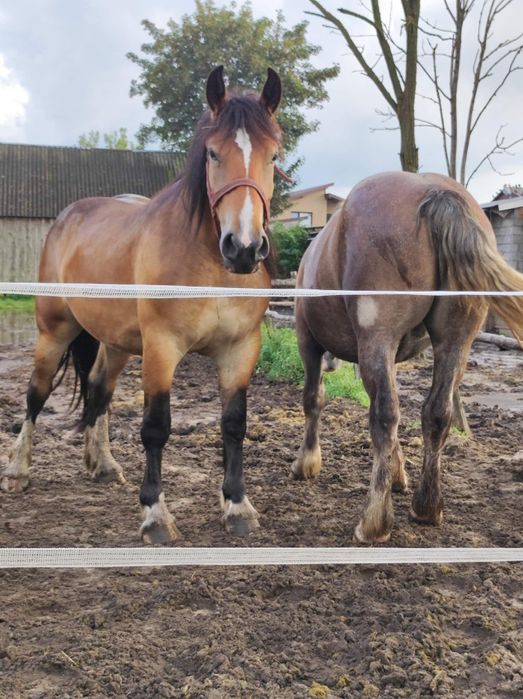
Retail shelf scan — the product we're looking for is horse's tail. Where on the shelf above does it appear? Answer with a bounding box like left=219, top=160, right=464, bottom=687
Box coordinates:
left=52, top=330, right=100, bottom=430
left=417, top=189, right=523, bottom=344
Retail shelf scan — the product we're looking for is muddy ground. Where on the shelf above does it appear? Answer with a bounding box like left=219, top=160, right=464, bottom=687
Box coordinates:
left=0, top=334, right=521, bottom=698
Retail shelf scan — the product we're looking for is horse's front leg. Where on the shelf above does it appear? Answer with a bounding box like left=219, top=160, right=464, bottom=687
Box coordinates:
left=215, top=332, right=261, bottom=536
left=138, top=335, right=182, bottom=544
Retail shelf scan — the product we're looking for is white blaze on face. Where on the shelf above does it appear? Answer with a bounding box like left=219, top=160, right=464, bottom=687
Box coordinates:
left=235, top=128, right=255, bottom=246
left=235, top=127, right=252, bottom=172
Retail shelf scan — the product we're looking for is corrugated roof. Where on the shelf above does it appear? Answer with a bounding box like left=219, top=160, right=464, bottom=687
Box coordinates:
left=0, top=143, right=185, bottom=218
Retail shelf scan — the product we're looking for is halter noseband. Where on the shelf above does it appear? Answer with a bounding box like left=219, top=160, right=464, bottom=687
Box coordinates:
left=205, top=161, right=293, bottom=240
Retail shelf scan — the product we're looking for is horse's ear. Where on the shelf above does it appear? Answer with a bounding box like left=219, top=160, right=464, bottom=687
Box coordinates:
left=260, top=68, right=282, bottom=114
left=206, top=65, right=226, bottom=115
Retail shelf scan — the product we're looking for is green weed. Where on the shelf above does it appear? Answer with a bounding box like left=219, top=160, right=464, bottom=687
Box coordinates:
left=258, top=324, right=369, bottom=406
left=0, top=295, right=35, bottom=313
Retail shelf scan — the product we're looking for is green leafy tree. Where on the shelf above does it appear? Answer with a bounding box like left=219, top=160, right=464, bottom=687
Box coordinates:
left=78, top=128, right=134, bottom=150
left=271, top=223, right=311, bottom=277
left=127, top=0, right=339, bottom=211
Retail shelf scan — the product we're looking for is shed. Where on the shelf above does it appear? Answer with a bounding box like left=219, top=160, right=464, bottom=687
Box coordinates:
left=0, top=144, right=184, bottom=282
left=481, top=185, right=523, bottom=333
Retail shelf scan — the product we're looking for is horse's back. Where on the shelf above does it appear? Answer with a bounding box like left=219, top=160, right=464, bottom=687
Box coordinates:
left=39, top=196, right=146, bottom=284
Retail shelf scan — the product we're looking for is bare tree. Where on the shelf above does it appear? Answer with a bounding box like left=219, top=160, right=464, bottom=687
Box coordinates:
left=308, top=1, right=421, bottom=172
left=418, top=0, right=523, bottom=186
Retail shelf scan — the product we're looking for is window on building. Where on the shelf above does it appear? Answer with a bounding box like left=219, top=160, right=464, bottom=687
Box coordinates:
left=291, top=211, right=313, bottom=227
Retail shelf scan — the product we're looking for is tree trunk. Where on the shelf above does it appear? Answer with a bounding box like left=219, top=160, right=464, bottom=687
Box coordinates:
left=398, top=103, right=419, bottom=172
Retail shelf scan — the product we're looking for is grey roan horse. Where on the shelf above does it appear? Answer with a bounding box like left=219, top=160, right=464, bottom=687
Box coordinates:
left=294, top=171, right=523, bottom=544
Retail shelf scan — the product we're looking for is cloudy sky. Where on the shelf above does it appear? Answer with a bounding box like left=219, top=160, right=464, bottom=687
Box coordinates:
left=1, top=0, right=521, bottom=202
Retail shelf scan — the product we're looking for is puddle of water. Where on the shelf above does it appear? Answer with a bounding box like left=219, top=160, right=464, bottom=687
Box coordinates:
left=464, top=392, right=523, bottom=413
left=0, top=312, right=36, bottom=345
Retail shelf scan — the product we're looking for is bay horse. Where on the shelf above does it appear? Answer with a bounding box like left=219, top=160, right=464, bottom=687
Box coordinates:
left=2, top=66, right=283, bottom=543
left=294, top=171, right=523, bottom=544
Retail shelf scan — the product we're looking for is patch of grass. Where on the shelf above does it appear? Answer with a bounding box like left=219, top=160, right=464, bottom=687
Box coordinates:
left=324, top=363, right=369, bottom=406
left=0, top=295, right=35, bottom=313
left=258, top=324, right=369, bottom=407
left=450, top=425, right=469, bottom=438
left=258, top=325, right=304, bottom=384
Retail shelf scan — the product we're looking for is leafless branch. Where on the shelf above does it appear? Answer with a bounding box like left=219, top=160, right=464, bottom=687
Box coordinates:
left=466, top=125, right=523, bottom=186
left=307, top=1, right=398, bottom=110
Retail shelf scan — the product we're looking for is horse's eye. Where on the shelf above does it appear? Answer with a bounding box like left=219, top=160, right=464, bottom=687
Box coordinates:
left=271, top=153, right=278, bottom=163
left=208, top=149, right=219, bottom=163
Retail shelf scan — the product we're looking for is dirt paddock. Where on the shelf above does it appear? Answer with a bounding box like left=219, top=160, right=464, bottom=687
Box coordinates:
left=0, top=338, right=522, bottom=698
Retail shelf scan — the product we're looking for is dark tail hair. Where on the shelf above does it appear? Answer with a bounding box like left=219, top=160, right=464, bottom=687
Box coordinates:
left=52, top=330, right=100, bottom=430
left=417, top=189, right=523, bottom=344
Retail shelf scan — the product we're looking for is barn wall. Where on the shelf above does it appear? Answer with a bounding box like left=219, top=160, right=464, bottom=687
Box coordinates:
left=487, top=207, right=523, bottom=334
left=0, top=218, right=52, bottom=282
left=492, top=208, right=523, bottom=272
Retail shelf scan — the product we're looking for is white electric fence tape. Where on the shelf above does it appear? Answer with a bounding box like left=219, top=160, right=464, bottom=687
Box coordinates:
left=1, top=282, right=521, bottom=569
left=0, top=547, right=521, bottom=569
left=1, top=282, right=523, bottom=299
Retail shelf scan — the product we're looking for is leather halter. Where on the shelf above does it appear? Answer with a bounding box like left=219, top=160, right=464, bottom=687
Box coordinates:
left=205, top=161, right=293, bottom=240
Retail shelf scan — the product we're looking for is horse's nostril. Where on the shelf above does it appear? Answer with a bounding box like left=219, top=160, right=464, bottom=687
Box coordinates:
left=256, top=234, right=270, bottom=261
left=221, top=232, right=239, bottom=260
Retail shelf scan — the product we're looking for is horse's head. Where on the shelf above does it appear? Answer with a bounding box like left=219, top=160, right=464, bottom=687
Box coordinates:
left=202, top=66, right=282, bottom=274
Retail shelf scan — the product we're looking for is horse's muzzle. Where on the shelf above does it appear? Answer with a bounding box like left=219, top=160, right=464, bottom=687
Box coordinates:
left=220, top=232, right=270, bottom=274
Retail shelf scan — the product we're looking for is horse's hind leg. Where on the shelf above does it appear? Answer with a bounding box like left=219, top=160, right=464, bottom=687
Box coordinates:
left=410, top=302, right=483, bottom=526
left=292, top=327, right=325, bottom=480
left=82, top=345, right=129, bottom=484
left=353, top=344, right=400, bottom=544
left=1, top=318, right=80, bottom=493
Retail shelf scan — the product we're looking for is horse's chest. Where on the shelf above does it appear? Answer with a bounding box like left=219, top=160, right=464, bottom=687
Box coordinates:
left=193, top=298, right=266, bottom=350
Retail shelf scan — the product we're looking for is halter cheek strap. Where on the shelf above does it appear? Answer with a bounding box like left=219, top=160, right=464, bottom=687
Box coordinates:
left=205, top=161, right=293, bottom=240
left=206, top=163, right=271, bottom=240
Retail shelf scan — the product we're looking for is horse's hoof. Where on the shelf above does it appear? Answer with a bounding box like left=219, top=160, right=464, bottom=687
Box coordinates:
left=221, top=496, right=259, bottom=536
left=291, top=447, right=322, bottom=480
left=409, top=507, right=443, bottom=526
left=392, top=480, right=410, bottom=494
left=140, top=519, right=179, bottom=545
left=91, top=465, right=126, bottom=485
left=352, top=521, right=391, bottom=545
left=1, top=475, right=30, bottom=493
left=224, top=514, right=260, bottom=536
left=140, top=495, right=179, bottom=544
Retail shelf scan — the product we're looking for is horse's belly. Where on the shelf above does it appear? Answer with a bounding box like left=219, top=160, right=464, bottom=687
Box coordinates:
left=298, top=297, right=359, bottom=363
left=66, top=297, right=142, bottom=355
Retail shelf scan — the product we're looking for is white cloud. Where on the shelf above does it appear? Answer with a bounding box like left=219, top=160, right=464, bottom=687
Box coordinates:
left=0, top=54, right=29, bottom=129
